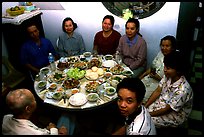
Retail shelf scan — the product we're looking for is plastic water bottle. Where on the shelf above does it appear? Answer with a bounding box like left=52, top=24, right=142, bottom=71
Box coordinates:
left=48, top=53, right=56, bottom=71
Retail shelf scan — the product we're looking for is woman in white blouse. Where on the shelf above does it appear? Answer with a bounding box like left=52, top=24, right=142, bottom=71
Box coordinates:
left=139, top=35, right=177, bottom=103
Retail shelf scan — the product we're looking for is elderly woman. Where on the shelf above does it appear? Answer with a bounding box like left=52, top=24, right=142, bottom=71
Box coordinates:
left=56, top=17, right=86, bottom=57
left=144, top=50, right=193, bottom=128
left=116, top=18, right=147, bottom=78
left=139, top=35, right=177, bottom=103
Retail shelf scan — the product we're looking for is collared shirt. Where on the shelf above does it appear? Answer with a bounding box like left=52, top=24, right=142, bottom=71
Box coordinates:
left=2, top=114, right=52, bottom=135
left=126, top=106, right=156, bottom=135
left=20, top=37, right=57, bottom=69
left=126, top=34, right=138, bottom=48
left=147, top=75, right=193, bottom=127
left=117, top=34, right=147, bottom=70
left=57, top=31, right=85, bottom=57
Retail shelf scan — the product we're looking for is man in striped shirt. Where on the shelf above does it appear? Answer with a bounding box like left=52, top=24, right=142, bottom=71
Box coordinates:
left=112, top=78, right=156, bottom=135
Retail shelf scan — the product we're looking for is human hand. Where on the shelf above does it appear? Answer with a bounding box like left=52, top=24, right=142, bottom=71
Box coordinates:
left=149, top=72, right=155, bottom=78
left=58, top=126, right=68, bottom=135
left=47, top=122, right=56, bottom=130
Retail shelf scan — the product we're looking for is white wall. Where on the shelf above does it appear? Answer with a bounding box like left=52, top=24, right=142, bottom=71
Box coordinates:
left=2, top=2, right=180, bottom=68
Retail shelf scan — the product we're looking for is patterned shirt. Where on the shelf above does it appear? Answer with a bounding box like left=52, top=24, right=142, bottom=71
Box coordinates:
left=126, top=106, right=156, bottom=135
left=147, top=76, right=193, bottom=127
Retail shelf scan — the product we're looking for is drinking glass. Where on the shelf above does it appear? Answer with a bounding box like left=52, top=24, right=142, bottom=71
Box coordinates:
left=116, top=55, right=122, bottom=65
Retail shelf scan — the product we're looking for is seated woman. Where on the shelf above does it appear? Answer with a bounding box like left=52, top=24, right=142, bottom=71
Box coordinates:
left=56, top=17, right=86, bottom=57
left=92, top=15, right=121, bottom=55
left=112, top=77, right=156, bottom=135
left=144, top=50, right=193, bottom=128
left=139, top=35, right=177, bottom=103
left=117, top=18, right=147, bottom=78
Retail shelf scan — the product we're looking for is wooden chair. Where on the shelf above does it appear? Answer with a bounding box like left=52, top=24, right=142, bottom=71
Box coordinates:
left=2, top=56, right=26, bottom=89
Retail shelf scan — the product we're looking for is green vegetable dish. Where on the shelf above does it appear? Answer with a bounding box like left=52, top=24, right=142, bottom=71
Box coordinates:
left=54, top=73, right=63, bottom=79
left=87, top=93, right=99, bottom=102
left=113, top=76, right=122, bottom=82
left=38, top=81, right=46, bottom=89
left=67, top=68, right=85, bottom=80
left=52, top=92, right=63, bottom=100
left=105, top=87, right=116, bottom=95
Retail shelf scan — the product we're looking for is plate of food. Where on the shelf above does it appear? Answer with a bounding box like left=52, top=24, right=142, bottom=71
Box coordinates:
left=57, top=61, right=69, bottom=71
left=122, top=70, right=133, bottom=77
left=62, top=78, right=80, bottom=89
left=104, top=54, right=113, bottom=60
left=110, top=75, right=127, bottom=87
left=40, top=67, right=50, bottom=75
left=105, top=86, right=116, bottom=96
left=102, top=60, right=117, bottom=68
left=46, top=92, right=55, bottom=99
left=87, top=58, right=101, bottom=68
left=66, top=68, right=86, bottom=80
left=52, top=92, right=63, bottom=100
left=111, top=75, right=126, bottom=82
left=73, top=61, right=87, bottom=70
left=37, top=81, right=47, bottom=89
left=69, top=93, right=87, bottom=106
left=71, top=88, right=79, bottom=94
left=6, top=6, right=25, bottom=16
left=52, top=72, right=66, bottom=83
left=67, top=56, right=80, bottom=64
left=85, top=70, right=99, bottom=80
left=86, top=93, right=99, bottom=102
left=104, top=72, right=113, bottom=78
left=110, top=64, right=124, bottom=75
left=48, top=83, right=57, bottom=91
left=85, top=81, right=100, bottom=93
left=83, top=52, right=92, bottom=58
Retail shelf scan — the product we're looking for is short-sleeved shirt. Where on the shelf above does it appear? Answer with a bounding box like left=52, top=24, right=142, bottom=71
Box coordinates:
left=147, top=75, right=193, bottom=127
left=57, top=31, right=85, bottom=57
left=20, top=37, right=57, bottom=69
left=2, top=114, right=51, bottom=135
left=126, top=106, right=156, bottom=135
left=94, top=29, right=121, bottom=55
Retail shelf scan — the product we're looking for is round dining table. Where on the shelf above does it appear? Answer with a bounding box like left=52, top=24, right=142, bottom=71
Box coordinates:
left=34, top=54, right=133, bottom=111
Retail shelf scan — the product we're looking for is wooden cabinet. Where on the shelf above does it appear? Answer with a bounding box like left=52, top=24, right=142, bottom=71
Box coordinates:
left=2, top=11, right=45, bottom=73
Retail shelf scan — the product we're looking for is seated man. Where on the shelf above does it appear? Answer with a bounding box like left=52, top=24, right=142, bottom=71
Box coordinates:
left=112, top=78, right=156, bottom=135
left=20, top=23, right=59, bottom=81
left=2, top=88, right=75, bottom=135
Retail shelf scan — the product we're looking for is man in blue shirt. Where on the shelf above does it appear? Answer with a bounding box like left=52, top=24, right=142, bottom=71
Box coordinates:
left=20, top=23, right=59, bottom=80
